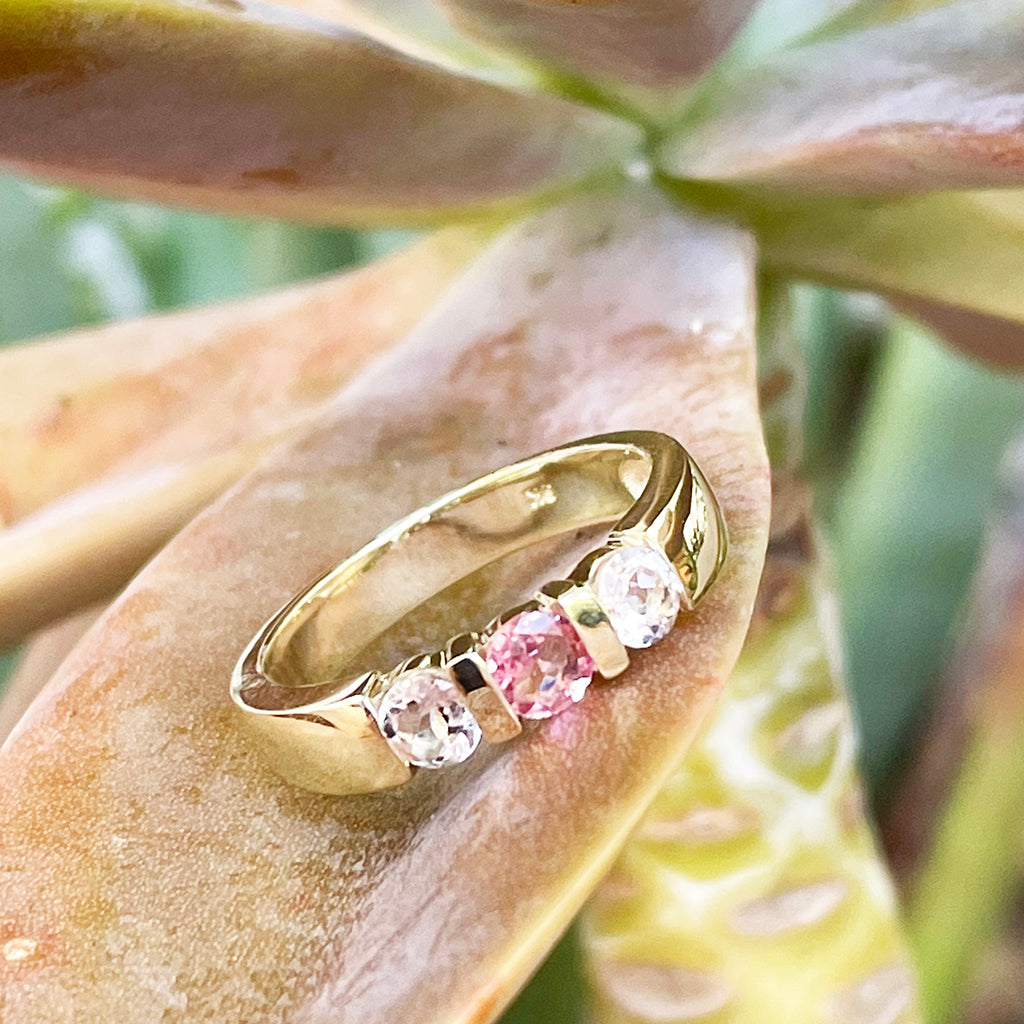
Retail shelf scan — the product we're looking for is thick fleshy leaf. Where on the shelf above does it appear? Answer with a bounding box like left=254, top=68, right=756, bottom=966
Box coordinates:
left=430, top=0, right=758, bottom=92
left=660, top=0, right=1024, bottom=193
left=712, top=188, right=1024, bottom=362
left=582, top=523, right=922, bottom=1024
left=0, top=229, right=482, bottom=524
left=0, top=228, right=487, bottom=644
left=332, top=0, right=501, bottom=68
left=581, top=292, right=919, bottom=1020
left=0, top=188, right=769, bottom=1022
left=0, top=0, right=637, bottom=225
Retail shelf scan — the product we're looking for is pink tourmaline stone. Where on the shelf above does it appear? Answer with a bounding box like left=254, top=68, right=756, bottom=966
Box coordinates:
left=485, top=607, right=594, bottom=719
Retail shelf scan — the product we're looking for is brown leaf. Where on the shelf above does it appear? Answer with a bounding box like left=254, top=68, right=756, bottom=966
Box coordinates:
left=896, top=297, right=1024, bottom=370
left=0, top=228, right=487, bottom=645
left=430, top=0, right=758, bottom=91
left=660, top=1, right=1024, bottom=193
left=0, top=187, right=768, bottom=1023
left=0, top=0, right=637, bottom=225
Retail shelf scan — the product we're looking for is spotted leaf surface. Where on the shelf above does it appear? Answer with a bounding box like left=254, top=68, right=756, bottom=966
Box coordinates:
left=661, top=0, right=1024, bottom=193
left=0, top=188, right=769, bottom=1023
left=583, top=519, right=921, bottom=1024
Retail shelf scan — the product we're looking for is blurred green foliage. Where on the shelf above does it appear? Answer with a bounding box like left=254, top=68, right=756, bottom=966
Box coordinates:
left=803, top=301, right=1024, bottom=792
left=0, top=174, right=384, bottom=343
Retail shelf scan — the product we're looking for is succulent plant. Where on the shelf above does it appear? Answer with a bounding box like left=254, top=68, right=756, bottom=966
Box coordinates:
left=1, top=1, right=1022, bottom=1021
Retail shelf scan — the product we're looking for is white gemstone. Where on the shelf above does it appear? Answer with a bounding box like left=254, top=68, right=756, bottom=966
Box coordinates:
left=374, top=668, right=481, bottom=768
left=590, top=544, right=683, bottom=649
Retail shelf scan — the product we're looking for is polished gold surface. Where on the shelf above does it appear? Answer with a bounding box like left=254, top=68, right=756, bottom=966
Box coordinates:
left=538, top=580, right=629, bottom=679
left=446, top=633, right=523, bottom=744
left=231, top=431, right=726, bottom=794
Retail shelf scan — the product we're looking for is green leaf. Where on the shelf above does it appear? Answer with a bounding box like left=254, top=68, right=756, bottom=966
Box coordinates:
left=899, top=470, right=1024, bottom=1024
left=697, top=188, right=1024, bottom=351
left=582, top=540, right=921, bottom=1024
left=0, top=186, right=769, bottom=1023
left=0, top=177, right=91, bottom=342
left=660, top=0, right=1024, bottom=194
left=0, top=0, right=638, bottom=226
left=830, top=319, right=1024, bottom=787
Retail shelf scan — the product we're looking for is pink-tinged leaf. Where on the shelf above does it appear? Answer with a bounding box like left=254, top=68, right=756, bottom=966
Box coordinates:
left=0, top=188, right=769, bottom=1023
left=660, top=0, right=1024, bottom=193
left=429, top=0, right=758, bottom=92
left=0, top=0, right=638, bottom=226
left=0, top=228, right=488, bottom=644
left=895, top=297, right=1024, bottom=369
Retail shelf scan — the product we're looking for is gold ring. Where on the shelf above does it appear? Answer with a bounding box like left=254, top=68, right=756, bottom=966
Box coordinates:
left=231, top=431, right=725, bottom=794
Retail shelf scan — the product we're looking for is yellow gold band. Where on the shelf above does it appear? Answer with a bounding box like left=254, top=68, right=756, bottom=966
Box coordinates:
left=231, top=431, right=725, bottom=795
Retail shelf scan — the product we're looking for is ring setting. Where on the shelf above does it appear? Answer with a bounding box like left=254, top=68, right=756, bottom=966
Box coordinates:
left=231, top=431, right=725, bottom=794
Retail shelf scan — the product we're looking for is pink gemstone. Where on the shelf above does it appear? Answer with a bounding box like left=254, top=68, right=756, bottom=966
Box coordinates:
left=485, top=607, right=594, bottom=719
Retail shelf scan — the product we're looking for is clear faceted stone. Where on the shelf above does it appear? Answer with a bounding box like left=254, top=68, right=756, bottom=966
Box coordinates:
left=590, top=544, right=683, bottom=648
left=374, top=668, right=482, bottom=768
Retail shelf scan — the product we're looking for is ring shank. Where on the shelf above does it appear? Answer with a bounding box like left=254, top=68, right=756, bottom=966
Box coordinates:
left=269, top=445, right=649, bottom=693
left=231, top=432, right=724, bottom=794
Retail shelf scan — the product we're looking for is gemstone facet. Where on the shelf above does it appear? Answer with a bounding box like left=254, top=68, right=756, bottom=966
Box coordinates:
left=485, top=607, right=594, bottom=719
left=589, top=543, right=684, bottom=648
left=374, top=668, right=482, bottom=768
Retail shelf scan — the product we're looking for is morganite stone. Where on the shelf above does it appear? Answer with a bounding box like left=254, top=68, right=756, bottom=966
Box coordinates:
left=589, top=543, right=683, bottom=648
left=374, top=668, right=481, bottom=768
left=485, top=607, right=594, bottom=719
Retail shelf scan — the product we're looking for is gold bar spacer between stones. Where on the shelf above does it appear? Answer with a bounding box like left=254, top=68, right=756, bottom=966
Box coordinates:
left=445, top=633, right=522, bottom=744
left=537, top=579, right=629, bottom=680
